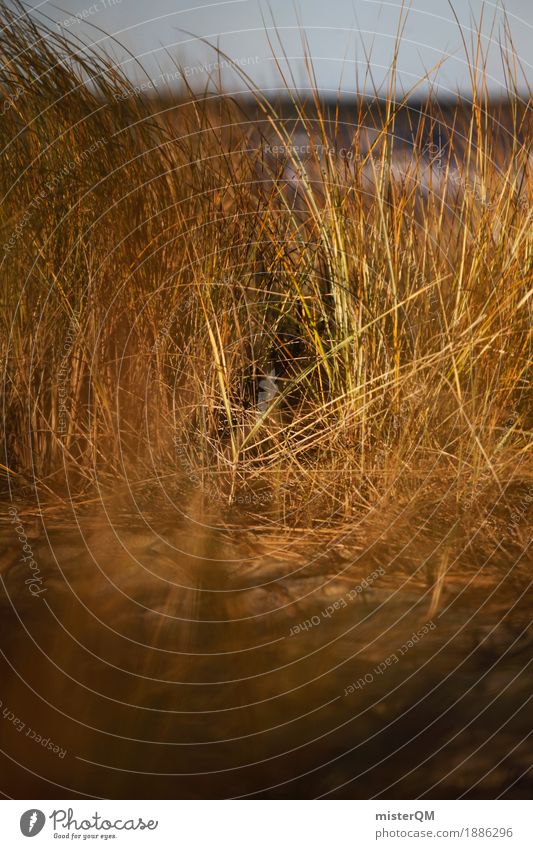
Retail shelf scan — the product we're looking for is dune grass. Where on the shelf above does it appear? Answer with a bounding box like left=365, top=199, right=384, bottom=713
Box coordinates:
left=0, top=3, right=531, bottom=533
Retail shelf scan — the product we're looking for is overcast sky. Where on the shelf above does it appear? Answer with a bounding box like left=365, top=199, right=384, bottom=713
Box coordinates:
left=26, top=0, right=533, bottom=98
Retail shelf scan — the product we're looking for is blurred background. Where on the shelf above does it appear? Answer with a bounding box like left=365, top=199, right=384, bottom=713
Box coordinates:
left=24, top=0, right=533, bottom=98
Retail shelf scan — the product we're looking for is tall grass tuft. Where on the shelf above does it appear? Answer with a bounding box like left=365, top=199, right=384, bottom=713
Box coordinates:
left=0, top=3, right=531, bottom=533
